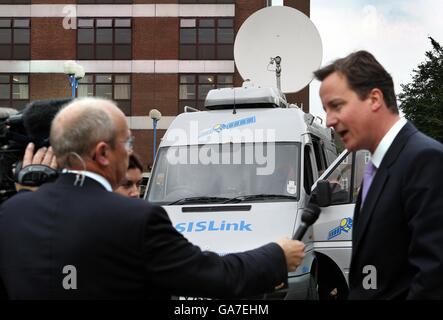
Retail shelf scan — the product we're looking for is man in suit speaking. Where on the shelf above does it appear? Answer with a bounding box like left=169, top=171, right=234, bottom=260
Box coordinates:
left=0, top=97, right=305, bottom=299
left=315, top=51, right=443, bottom=299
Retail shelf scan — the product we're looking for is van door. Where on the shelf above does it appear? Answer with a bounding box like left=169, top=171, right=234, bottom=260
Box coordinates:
left=310, top=149, right=370, bottom=285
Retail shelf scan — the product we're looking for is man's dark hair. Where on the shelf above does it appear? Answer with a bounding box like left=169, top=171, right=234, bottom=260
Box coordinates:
left=314, top=50, right=398, bottom=114
left=128, top=153, right=143, bottom=172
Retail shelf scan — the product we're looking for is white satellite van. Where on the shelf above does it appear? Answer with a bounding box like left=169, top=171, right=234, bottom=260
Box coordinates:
left=145, top=84, right=369, bottom=299
left=145, top=5, right=371, bottom=299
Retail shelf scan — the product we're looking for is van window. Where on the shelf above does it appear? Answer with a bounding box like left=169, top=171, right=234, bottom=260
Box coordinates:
left=351, top=150, right=371, bottom=202
left=323, top=153, right=353, bottom=204
left=311, top=135, right=327, bottom=176
left=325, top=148, right=337, bottom=167
left=303, top=146, right=314, bottom=195
left=321, top=150, right=370, bottom=204
left=146, top=142, right=301, bottom=205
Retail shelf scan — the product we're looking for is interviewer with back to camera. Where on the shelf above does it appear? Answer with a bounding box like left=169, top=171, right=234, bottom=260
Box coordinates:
left=0, top=97, right=305, bottom=300
left=315, top=50, right=443, bottom=299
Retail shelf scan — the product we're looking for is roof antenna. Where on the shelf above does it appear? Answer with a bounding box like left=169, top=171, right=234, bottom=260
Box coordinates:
left=269, top=56, right=282, bottom=91
left=232, top=87, right=237, bottom=115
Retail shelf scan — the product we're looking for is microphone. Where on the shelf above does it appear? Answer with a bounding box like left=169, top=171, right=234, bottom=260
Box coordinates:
left=293, top=204, right=321, bottom=240
left=22, top=98, right=72, bottom=146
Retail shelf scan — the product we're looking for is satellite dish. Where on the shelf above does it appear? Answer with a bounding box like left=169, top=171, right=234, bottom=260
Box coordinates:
left=234, top=6, right=323, bottom=93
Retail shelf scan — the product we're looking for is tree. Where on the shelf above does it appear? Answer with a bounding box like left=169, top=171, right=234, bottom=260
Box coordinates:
left=398, top=37, right=443, bottom=143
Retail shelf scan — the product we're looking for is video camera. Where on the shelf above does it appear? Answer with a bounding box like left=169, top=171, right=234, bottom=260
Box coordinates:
left=0, top=98, right=72, bottom=203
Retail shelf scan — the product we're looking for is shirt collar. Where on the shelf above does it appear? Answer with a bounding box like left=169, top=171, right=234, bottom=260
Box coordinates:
left=62, top=169, right=113, bottom=192
left=371, top=117, right=407, bottom=168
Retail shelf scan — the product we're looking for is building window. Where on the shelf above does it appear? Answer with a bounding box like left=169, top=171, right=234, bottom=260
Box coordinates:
left=0, top=74, right=29, bottom=111
left=178, top=0, right=234, bottom=3
left=180, top=18, right=234, bottom=60
left=340, top=177, right=349, bottom=191
left=179, top=73, right=233, bottom=111
left=0, top=18, right=30, bottom=60
left=0, top=0, right=31, bottom=4
left=77, top=74, right=131, bottom=115
left=77, top=0, right=132, bottom=3
left=364, top=151, right=371, bottom=164
left=77, top=18, right=132, bottom=60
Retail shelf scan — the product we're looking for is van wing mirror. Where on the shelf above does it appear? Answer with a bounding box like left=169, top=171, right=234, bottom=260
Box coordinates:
left=312, top=180, right=332, bottom=207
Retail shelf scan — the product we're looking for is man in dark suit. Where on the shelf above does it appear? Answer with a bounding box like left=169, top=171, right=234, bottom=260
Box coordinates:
left=0, top=97, right=305, bottom=299
left=314, top=51, right=443, bottom=299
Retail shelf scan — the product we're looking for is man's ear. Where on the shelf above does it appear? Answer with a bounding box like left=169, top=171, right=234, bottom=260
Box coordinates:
left=369, top=88, right=384, bottom=112
left=93, top=142, right=110, bottom=166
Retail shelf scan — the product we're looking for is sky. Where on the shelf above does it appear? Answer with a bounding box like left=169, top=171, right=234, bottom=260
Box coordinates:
left=272, top=0, right=443, bottom=120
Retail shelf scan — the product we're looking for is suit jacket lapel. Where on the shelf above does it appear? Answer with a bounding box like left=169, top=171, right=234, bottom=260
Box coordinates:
left=352, top=189, right=362, bottom=240
left=352, top=168, right=389, bottom=256
left=351, top=122, right=417, bottom=260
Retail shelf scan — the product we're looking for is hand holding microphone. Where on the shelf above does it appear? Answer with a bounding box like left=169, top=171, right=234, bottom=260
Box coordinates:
left=275, top=204, right=321, bottom=272
left=293, top=204, right=321, bottom=240
left=276, top=237, right=305, bottom=272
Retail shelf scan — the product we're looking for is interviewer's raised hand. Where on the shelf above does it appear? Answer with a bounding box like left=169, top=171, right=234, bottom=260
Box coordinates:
left=276, top=237, right=305, bottom=272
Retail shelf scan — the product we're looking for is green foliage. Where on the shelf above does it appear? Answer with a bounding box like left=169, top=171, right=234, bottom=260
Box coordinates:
left=399, top=37, right=443, bottom=143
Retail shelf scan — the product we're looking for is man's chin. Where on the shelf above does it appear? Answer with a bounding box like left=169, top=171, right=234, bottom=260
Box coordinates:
left=343, top=140, right=356, bottom=152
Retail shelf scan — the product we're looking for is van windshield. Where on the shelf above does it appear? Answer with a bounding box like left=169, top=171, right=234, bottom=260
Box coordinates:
left=146, top=142, right=300, bottom=205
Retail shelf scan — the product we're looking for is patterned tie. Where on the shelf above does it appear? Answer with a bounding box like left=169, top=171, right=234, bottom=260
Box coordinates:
left=361, top=161, right=377, bottom=205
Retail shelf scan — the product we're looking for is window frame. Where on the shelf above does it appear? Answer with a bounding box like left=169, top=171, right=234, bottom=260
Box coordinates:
left=76, top=0, right=133, bottom=3
left=180, top=17, right=234, bottom=60
left=0, top=18, right=30, bottom=60
left=77, top=17, right=132, bottom=60
left=179, top=73, right=234, bottom=112
left=0, top=73, right=30, bottom=110
left=77, top=73, right=132, bottom=115
left=178, top=0, right=235, bottom=3
left=0, top=0, right=31, bottom=4
left=364, top=151, right=371, bottom=164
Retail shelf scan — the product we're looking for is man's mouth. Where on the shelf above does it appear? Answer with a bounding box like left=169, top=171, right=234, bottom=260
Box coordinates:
left=338, top=130, right=349, bottom=140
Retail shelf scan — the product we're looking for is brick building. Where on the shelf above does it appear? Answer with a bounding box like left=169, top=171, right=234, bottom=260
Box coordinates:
left=0, top=0, right=310, bottom=170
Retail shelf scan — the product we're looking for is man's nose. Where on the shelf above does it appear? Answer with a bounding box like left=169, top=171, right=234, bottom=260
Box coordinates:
left=326, top=112, right=337, bottom=128
left=129, top=185, right=139, bottom=198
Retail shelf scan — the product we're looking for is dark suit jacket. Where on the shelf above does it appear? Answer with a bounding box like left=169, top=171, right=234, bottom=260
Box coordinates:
left=0, top=173, right=286, bottom=299
left=348, top=122, right=443, bottom=299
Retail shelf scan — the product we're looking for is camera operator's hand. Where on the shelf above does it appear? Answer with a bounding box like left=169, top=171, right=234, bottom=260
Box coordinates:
left=15, top=143, right=57, bottom=192
left=22, top=142, right=57, bottom=169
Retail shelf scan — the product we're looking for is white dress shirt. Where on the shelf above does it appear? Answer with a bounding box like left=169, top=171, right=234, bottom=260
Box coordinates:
left=371, top=117, right=407, bottom=169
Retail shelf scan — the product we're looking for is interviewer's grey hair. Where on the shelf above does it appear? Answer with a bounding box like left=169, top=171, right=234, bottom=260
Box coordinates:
left=50, top=97, right=118, bottom=168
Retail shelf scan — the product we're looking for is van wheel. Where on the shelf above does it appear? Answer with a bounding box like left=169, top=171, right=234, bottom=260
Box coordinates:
left=315, top=253, right=349, bottom=300
left=317, top=277, right=347, bottom=300
left=306, top=274, right=319, bottom=300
